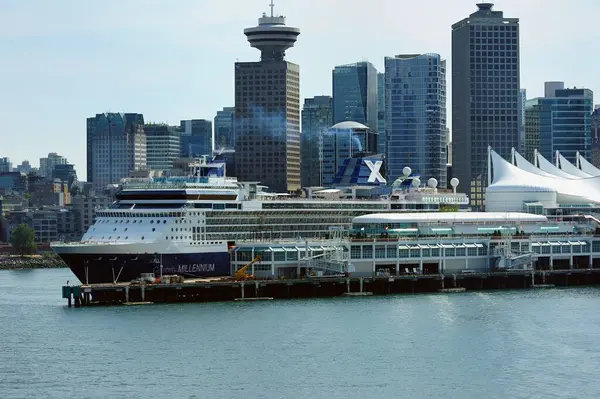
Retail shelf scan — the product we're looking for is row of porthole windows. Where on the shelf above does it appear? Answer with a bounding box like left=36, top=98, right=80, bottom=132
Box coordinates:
left=98, top=220, right=145, bottom=224
left=175, top=219, right=198, bottom=224
left=163, top=237, right=222, bottom=245
left=110, top=228, right=157, bottom=232
left=98, top=211, right=207, bottom=218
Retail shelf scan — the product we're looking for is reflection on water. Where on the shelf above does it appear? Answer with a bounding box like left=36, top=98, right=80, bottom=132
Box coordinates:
left=1, top=269, right=600, bottom=399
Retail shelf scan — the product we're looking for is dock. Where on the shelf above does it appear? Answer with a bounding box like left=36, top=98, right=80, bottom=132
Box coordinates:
left=61, top=268, right=600, bottom=307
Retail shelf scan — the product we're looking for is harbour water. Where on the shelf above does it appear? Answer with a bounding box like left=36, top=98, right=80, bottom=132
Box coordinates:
left=1, top=269, right=600, bottom=398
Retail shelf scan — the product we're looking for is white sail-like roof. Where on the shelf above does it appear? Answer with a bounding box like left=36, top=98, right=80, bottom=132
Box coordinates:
left=512, top=150, right=558, bottom=178
left=557, top=153, right=592, bottom=177
left=535, top=151, right=580, bottom=179
left=488, top=149, right=600, bottom=207
left=578, top=152, right=600, bottom=176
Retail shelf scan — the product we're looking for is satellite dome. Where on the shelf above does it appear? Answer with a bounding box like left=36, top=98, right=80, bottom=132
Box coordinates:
left=450, top=178, right=459, bottom=188
left=402, top=167, right=412, bottom=177
left=427, top=178, right=438, bottom=188
left=411, top=177, right=421, bottom=187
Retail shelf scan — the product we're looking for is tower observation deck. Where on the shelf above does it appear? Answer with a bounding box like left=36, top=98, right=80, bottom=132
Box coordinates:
left=243, top=1, right=300, bottom=61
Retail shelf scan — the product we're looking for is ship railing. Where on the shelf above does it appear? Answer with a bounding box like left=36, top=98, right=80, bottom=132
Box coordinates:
left=262, top=196, right=391, bottom=202
left=121, top=181, right=239, bottom=190
left=261, top=197, right=447, bottom=203
left=51, top=240, right=135, bottom=246
left=233, top=238, right=348, bottom=245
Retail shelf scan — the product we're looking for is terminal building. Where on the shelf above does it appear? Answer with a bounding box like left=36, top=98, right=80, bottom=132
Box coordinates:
left=230, top=212, right=600, bottom=278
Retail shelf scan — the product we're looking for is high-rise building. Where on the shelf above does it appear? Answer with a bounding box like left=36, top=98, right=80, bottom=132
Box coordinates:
left=180, top=119, right=213, bottom=159
left=86, top=113, right=146, bottom=190
left=214, top=107, right=235, bottom=150
left=377, top=72, right=386, bottom=155
left=524, top=82, right=593, bottom=164
left=39, top=153, right=67, bottom=178
left=451, top=3, right=520, bottom=209
left=332, top=61, right=378, bottom=132
left=446, top=131, right=452, bottom=164
left=15, top=161, right=33, bottom=174
left=447, top=136, right=453, bottom=189
left=145, top=123, right=181, bottom=171
left=300, top=96, right=333, bottom=187
left=518, top=89, right=527, bottom=153
left=592, top=107, right=600, bottom=168
left=235, top=4, right=301, bottom=192
left=321, top=122, right=378, bottom=186
left=52, top=164, right=78, bottom=188
left=0, top=158, right=12, bottom=173
left=385, top=54, right=448, bottom=187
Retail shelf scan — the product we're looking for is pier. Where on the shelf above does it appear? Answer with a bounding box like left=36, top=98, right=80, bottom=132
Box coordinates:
left=62, top=268, right=600, bottom=307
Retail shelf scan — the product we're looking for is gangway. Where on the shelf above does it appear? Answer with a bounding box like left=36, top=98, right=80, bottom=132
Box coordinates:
left=491, top=240, right=536, bottom=270
left=299, top=242, right=349, bottom=277
left=584, top=214, right=600, bottom=226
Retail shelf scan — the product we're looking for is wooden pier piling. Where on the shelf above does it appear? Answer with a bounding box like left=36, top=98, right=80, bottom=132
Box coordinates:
left=61, top=269, right=600, bottom=307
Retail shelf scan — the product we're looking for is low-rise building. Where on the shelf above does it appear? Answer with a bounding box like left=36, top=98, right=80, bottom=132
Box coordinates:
left=0, top=172, right=28, bottom=194
left=0, top=195, right=28, bottom=215
left=71, top=195, right=113, bottom=234
left=31, top=210, right=59, bottom=243
left=30, top=180, right=70, bottom=207
left=2, top=207, right=82, bottom=243
left=56, top=208, right=81, bottom=241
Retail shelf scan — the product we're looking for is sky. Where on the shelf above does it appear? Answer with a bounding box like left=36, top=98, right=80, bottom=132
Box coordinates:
left=1, top=0, right=598, bottom=181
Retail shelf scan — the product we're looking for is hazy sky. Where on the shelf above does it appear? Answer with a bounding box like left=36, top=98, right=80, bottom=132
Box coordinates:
left=1, top=0, right=598, bottom=180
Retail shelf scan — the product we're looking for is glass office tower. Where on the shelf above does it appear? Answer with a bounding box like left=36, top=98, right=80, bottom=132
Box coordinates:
left=385, top=54, right=447, bottom=187
left=525, top=82, right=593, bottom=164
left=377, top=72, right=386, bottom=155
left=300, top=96, right=332, bottom=187
left=332, top=61, right=378, bottom=132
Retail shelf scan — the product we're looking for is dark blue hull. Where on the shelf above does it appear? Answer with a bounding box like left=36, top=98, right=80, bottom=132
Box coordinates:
left=57, top=252, right=231, bottom=284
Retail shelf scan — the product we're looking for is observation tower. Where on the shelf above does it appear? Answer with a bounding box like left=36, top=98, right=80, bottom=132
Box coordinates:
left=243, top=1, right=300, bottom=61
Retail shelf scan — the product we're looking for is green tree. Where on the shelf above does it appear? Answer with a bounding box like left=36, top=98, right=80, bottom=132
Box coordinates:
left=10, top=224, right=37, bottom=257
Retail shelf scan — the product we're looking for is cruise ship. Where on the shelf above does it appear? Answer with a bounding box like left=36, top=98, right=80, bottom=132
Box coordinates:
left=51, top=159, right=468, bottom=284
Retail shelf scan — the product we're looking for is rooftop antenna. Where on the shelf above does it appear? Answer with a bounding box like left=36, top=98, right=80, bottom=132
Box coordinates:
left=269, top=0, right=275, bottom=17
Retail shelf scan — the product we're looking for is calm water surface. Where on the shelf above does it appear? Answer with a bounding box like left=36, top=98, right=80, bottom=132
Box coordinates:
left=1, top=268, right=600, bottom=398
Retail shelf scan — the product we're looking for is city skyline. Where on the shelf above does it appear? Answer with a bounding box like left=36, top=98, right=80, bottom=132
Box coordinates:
left=1, top=0, right=599, bottom=180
